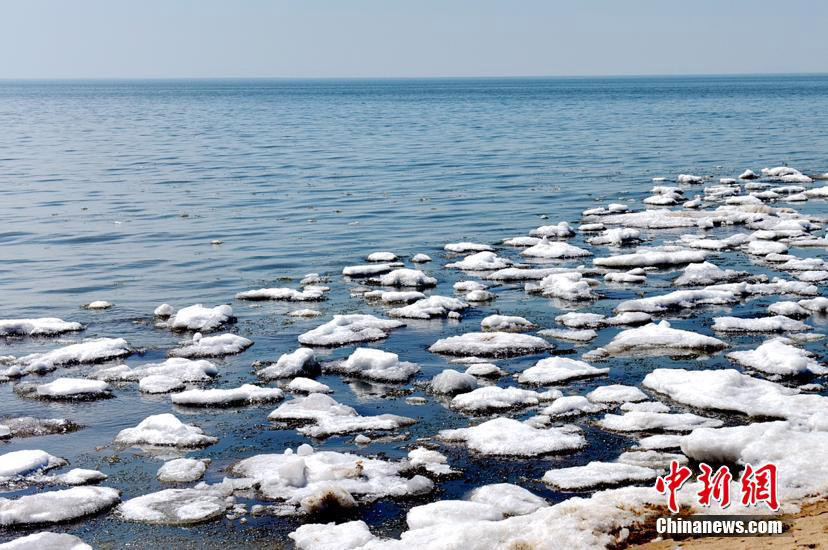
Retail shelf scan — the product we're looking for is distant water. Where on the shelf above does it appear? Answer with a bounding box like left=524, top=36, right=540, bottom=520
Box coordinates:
left=0, top=76, right=827, bottom=547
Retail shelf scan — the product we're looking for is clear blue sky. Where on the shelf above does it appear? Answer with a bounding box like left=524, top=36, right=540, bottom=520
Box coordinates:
left=2, top=0, right=826, bottom=79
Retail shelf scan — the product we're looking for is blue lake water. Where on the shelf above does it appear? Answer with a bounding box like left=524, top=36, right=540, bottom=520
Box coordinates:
left=0, top=75, right=827, bottom=547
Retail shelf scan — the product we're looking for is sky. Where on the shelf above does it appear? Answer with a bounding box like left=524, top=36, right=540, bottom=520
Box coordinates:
left=1, top=0, right=827, bottom=79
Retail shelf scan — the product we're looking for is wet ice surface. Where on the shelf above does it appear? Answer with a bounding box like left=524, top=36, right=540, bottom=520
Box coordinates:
left=2, top=77, right=828, bottom=547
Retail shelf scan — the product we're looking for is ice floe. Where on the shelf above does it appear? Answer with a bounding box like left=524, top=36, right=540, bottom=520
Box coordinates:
left=585, top=321, right=727, bottom=359
left=0, top=532, right=92, bottom=549
left=450, top=386, right=555, bottom=413
left=726, top=338, right=826, bottom=375
left=439, top=417, right=585, bottom=456
left=388, top=296, right=467, bottom=320
left=0, top=486, right=120, bottom=526
left=517, top=357, right=609, bottom=385
left=0, top=318, right=83, bottom=337
left=526, top=272, right=598, bottom=301
left=0, top=450, right=67, bottom=480
left=298, top=315, right=404, bottom=347
left=446, top=251, right=511, bottom=270
left=520, top=238, right=591, bottom=259
left=15, top=338, right=131, bottom=375
left=480, top=315, right=535, bottom=332
left=256, top=348, right=319, bottom=379
left=444, top=242, right=493, bottom=253
left=598, top=411, right=723, bottom=432
left=712, top=315, right=811, bottom=332
left=430, top=369, right=477, bottom=394
left=542, top=462, right=657, bottom=490
left=114, top=413, right=217, bottom=448
left=168, top=333, right=253, bottom=358
left=17, top=378, right=112, bottom=400
left=377, top=268, right=437, bottom=288
left=586, top=384, right=648, bottom=403
left=167, top=304, right=234, bottom=331
left=594, top=247, right=706, bottom=267
left=673, top=261, right=746, bottom=286
left=325, top=348, right=419, bottom=382
left=171, top=384, right=284, bottom=407
left=429, top=332, right=551, bottom=357
left=537, top=328, right=598, bottom=342
left=117, top=485, right=232, bottom=525
left=236, top=287, right=326, bottom=301
left=287, top=377, right=332, bottom=394
left=157, top=458, right=209, bottom=483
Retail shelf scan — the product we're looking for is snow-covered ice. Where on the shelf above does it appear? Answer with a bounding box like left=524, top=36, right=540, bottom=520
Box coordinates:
left=114, top=413, right=217, bottom=448
left=542, top=461, right=657, bottom=490
left=168, top=333, right=253, bottom=358
left=157, top=458, right=209, bottom=483
left=168, top=304, right=234, bottom=331
left=298, top=315, right=404, bottom=347
left=429, top=332, right=551, bottom=357
left=438, top=417, right=585, bottom=456
left=325, top=348, right=419, bottom=382
left=517, top=357, right=609, bottom=385
left=0, top=318, right=83, bottom=337
left=171, top=384, right=284, bottom=407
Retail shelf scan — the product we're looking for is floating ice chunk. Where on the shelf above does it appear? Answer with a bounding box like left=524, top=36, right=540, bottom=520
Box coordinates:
left=411, top=253, right=431, bottom=263
left=804, top=185, right=828, bottom=198
left=480, top=315, right=535, bottom=332
left=407, top=500, right=503, bottom=529
left=707, top=278, right=818, bottom=297
left=555, top=312, right=605, bottom=328
left=289, top=520, right=376, bottom=550
left=615, top=289, right=737, bottom=313
left=157, top=458, right=208, bottom=483
left=617, top=450, right=687, bottom=472
left=0, top=450, right=67, bottom=479
left=542, top=461, right=657, bottom=490
left=0, top=486, right=120, bottom=526
left=712, top=315, right=811, bottom=332
left=485, top=266, right=572, bottom=281
left=635, top=434, right=684, bottom=450
left=171, top=384, right=284, bottom=407
left=604, top=269, right=647, bottom=284
left=364, top=290, right=425, bottom=304
left=794, top=270, right=828, bottom=282
left=16, top=338, right=131, bottom=374
left=520, top=238, right=591, bottom=259
left=0, top=417, right=80, bottom=438
left=117, top=486, right=232, bottom=525
left=799, top=297, right=828, bottom=312
left=502, top=236, right=541, bottom=247
left=24, top=378, right=111, bottom=400
left=739, top=169, right=759, bottom=179
left=268, top=393, right=415, bottom=438
left=676, top=174, right=703, bottom=184
left=438, top=417, right=585, bottom=456
left=537, top=328, right=598, bottom=342
left=587, top=384, right=647, bottom=403
left=727, top=338, right=826, bottom=375
left=236, top=287, right=325, bottom=301
left=342, top=263, right=401, bottom=277
left=594, top=248, right=706, bottom=267
left=0, top=532, right=92, bottom=549
left=257, top=348, right=319, bottom=379
left=453, top=280, right=486, bottom=292
left=529, top=221, right=575, bottom=238
left=527, top=272, right=597, bottom=301
left=0, top=318, right=83, bottom=337
left=598, top=411, right=722, bottom=432
left=114, top=413, right=217, bottom=448
left=168, top=304, right=234, bottom=331
left=430, top=370, right=477, bottom=394
left=444, top=242, right=493, bottom=253
left=377, top=268, right=437, bottom=287
left=298, top=315, right=404, bottom=347
left=325, top=348, right=419, bottom=382
left=768, top=301, right=809, bottom=318
left=622, top=401, right=671, bottom=413
left=84, top=300, right=112, bottom=310
left=93, top=357, right=218, bottom=384
left=541, top=396, right=605, bottom=417
left=289, top=309, right=323, bottom=317
left=681, top=233, right=750, bottom=250
left=517, top=357, right=609, bottom=384
left=429, top=332, right=551, bottom=357
left=367, top=251, right=398, bottom=262
left=747, top=240, right=788, bottom=256
left=287, top=377, right=332, bottom=394
left=468, top=484, right=547, bottom=517
left=450, top=386, right=550, bottom=412
left=388, top=296, right=468, bottom=319
left=464, top=363, right=504, bottom=377
left=589, top=209, right=700, bottom=229
left=446, top=251, right=511, bottom=270
left=642, top=368, right=828, bottom=424
left=407, top=448, right=456, bottom=476
left=644, top=192, right=681, bottom=206
left=169, top=333, right=253, bottom=358
left=674, top=262, right=746, bottom=286
left=465, top=290, right=495, bottom=302
left=154, top=303, right=174, bottom=318
left=726, top=195, right=763, bottom=206
left=52, top=468, right=107, bottom=486
left=585, top=321, right=727, bottom=359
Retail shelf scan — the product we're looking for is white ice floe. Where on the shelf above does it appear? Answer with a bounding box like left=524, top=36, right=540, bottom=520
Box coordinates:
left=342, top=263, right=401, bottom=277
left=598, top=411, right=723, bottom=432
left=485, top=266, right=574, bottom=281
left=0, top=417, right=79, bottom=439
left=526, top=272, right=598, bottom=301
left=169, top=333, right=253, bottom=358
left=168, top=304, right=234, bottom=331
left=0, top=486, right=120, bottom=526
left=540, top=396, right=605, bottom=417
left=236, top=287, right=326, bottom=301
left=325, top=348, right=419, bottom=382
left=643, top=368, right=828, bottom=425
left=287, top=377, right=332, bottom=394
left=554, top=311, right=652, bottom=329
left=480, top=315, right=535, bottom=332
left=114, top=413, right=217, bottom=448
left=537, top=328, right=598, bottom=342
left=707, top=278, right=818, bottom=297
left=635, top=434, right=684, bottom=450
left=594, top=247, right=706, bottom=268
left=406, top=500, right=503, bottom=529
left=740, top=169, right=759, bottom=179
left=465, top=290, right=495, bottom=302
left=604, top=268, right=646, bottom=284
left=25, top=378, right=111, bottom=400
left=388, top=296, right=468, bottom=320
left=233, top=444, right=432, bottom=516
left=674, top=262, right=746, bottom=286
left=365, top=290, right=425, bottom=304
left=430, top=370, right=477, bottom=394
left=517, top=357, right=609, bottom=385
left=529, top=221, right=575, bottom=238
left=139, top=375, right=184, bottom=394
left=93, top=357, right=218, bottom=385
left=257, top=348, right=319, bottom=379
left=542, top=461, right=657, bottom=490
left=429, top=332, right=551, bottom=357
left=468, top=483, right=547, bottom=516
left=15, top=338, right=131, bottom=375
left=289, top=309, right=323, bottom=317
left=411, top=253, right=431, bottom=263
left=588, top=209, right=700, bottom=229
left=617, top=450, right=687, bottom=472
left=117, top=485, right=232, bottom=525
left=726, top=338, right=826, bottom=376
left=712, top=315, right=811, bottom=332
left=444, top=242, right=493, bottom=253
left=0, top=532, right=92, bottom=549
left=171, top=384, right=284, bottom=407
left=154, top=303, right=174, bottom=317
left=84, top=300, right=112, bottom=310
left=0, top=450, right=67, bottom=480
left=446, top=251, right=511, bottom=270
left=377, top=269, right=437, bottom=287
left=367, top=252, right=398, bottom=262
left=502, top=236, right=541, bottom=247
left=677, top=174, right=703, bottom=184
left=622, top=401, right=671, bottom=413
left=464, top=363, right=504, bottom=377
left=768, top=301, right=809, bottom=317
left=615, top=289, right=736, bottom=313
left=799, top=296, right=828, bottom=312
left=407, top=448, right=456, bottom=476
left=453, top=280, right=487, bottom=292
left=157, top=458, right=209, bottom=483
left=268, top=393, right=416, bottom=438
left=586, top=384, right=647, bottom=404
left=0, top=318, right=83, bottom=337
left=585, top=321, right=727, bottom=359
left=450, top=386, right=554, bottom=413
left=298, top=315, right=404, bottom=347
left=680, top=233, right=750, bottom=250
left=520, top=238, right=591, bottom=259
left=438, top=417, right=585, bottom=456
left=804, top=185, right=828, bottom=198
left=747, top=240, right=789, bottom=256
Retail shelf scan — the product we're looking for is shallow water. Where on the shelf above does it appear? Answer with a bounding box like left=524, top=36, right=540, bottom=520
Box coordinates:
left=1, top=76, right=827, bottom=547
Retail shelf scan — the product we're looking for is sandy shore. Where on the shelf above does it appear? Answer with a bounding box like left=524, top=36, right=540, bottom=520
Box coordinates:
left=628, top=498, right=828, bottom=549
